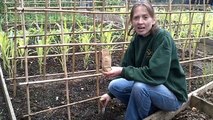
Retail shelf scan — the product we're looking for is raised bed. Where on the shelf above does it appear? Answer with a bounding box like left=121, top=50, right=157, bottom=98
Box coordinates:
left=0, top=43, right=213, bottom=120
left=144, top=80, right=213, bottom=120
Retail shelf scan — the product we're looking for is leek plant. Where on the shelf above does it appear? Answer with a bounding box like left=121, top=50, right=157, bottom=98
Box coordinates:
left=77, top=20, right=93, bottom=69
left=62, top=19, right=73, bottom=61
left=14, top=29, right=30, bottom=69
left=33, top=26, right=53, bottom=74
left=100, top=22, right=122, bottom=50
left=35, top=37, right=45, bottom=74
left=0, top=31, right=14, bottom=77
left=0, top=32, right=8, bottom=69
left=50, top=21, right=73, bottom=71
left=79, top=33, right=93, bottom=69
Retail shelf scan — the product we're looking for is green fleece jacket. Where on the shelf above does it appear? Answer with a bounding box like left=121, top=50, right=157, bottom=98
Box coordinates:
left=120, top=28, right=188, bottom=102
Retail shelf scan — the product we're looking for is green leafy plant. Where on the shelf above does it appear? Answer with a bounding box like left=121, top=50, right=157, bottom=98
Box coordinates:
left=106, top=0, right=123, bottom=5
left=100, top=22, right=122, bottom=50
left=76, top=20, right=93, bottom=69
left=0, top=0, right=5, bottom=14
left=14, top=29, right=30, bottom=69
left=0, top=31, right=14, bottom=77
left=36, top=39, right=44, bottom=74
left=0, top=0, right=6, bottom=31
left=32, top=26, right=53, bottom=74
left=62, top=19, right=73, bottom=60
left=0, top=32, right=9, bottom=69
left=49, top=21, right=73, bottom=71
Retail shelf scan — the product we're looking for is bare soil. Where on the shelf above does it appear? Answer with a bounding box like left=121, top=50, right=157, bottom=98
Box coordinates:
left=0, top=85, right=10, bottom=120
left=198, top=88, right=213, bottom=104
left=173, top=88, right=213, bottom=120
left=172, top=106, right=213, bottom=120
left=0, top=50, right=212, bottom=120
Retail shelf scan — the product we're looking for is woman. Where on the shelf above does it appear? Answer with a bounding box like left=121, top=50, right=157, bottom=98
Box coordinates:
left=100, top=0, right=188, bottom=120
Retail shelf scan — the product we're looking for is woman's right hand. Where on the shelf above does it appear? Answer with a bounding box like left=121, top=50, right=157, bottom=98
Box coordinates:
left=102, top=67, right=123, bottom=78
left=100, top=93, right=111, bottom=108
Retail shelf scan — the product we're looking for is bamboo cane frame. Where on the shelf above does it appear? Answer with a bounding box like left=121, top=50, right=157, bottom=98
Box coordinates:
left=42, top=0, right=48, bottom=80
left=5, top=53, right=213, bottom=82
left=72, top=0, right=76, bottom=75
left=187, top=1, right=194, bottom=91
left=19, top=0, right=32, bottom=119
left=3, top=40, right=211, bottom=80
left=12, top=0, right=18, bottom=97
left=14, top=55, right=213, bottom=86
left=0, top=65, right=16, bottom=120
left=1, top=0, right=213, bottom=119
left=58, top=0, right=71, bottom=119
left=96, top=0, right=105, bottom=113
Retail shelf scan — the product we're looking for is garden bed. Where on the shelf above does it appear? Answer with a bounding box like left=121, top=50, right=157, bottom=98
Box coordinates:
left=0, top=86, right=10, bottom=120
left=172, top=82, right=213, bottom=120
left=145, top=80, right=213, bottom=120
left=0, top=49, right=213, bottom=120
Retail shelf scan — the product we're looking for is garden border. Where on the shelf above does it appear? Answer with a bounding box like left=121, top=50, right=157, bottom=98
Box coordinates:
left=144, top=79, right=213, bottom=120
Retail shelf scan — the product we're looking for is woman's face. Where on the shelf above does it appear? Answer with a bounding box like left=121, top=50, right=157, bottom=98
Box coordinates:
left=131, top=5, right=156, bottom=37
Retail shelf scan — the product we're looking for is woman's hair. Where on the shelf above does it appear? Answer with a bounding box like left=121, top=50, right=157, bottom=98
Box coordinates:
left=128, top=0, right=159, bottom=36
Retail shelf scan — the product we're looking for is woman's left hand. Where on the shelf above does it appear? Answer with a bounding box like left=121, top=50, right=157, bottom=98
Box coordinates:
left=102, top=67, right=123, bottom=78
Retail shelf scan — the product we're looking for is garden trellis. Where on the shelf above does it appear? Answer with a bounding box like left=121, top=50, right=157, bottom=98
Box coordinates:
left=0, top=0, right=213, bottom=119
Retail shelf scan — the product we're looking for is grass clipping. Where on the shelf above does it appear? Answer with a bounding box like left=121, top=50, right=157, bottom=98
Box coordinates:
left=102, top=49, right=112, bottom=72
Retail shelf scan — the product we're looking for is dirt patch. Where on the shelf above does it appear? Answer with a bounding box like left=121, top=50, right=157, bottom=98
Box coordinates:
left=9, top=77, right=126, bottom=120
left=198, top=88, right=213, bottom=104
left=173, top=86, right=213, bottom=120
left=0, top=50, right=212, bottom=120
left=172, top=106, right=213, bottom=120
left=0, top=86, right=10, bottom=120
left=0, top=51, right=126, bottom=120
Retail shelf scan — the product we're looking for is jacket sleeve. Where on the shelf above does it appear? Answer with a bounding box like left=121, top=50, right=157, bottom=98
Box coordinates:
left=121, top=37, right=172, bottom=85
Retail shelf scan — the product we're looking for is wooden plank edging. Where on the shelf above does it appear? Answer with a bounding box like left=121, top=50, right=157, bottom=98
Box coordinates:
left=190, top=95, right=213, bottom=118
